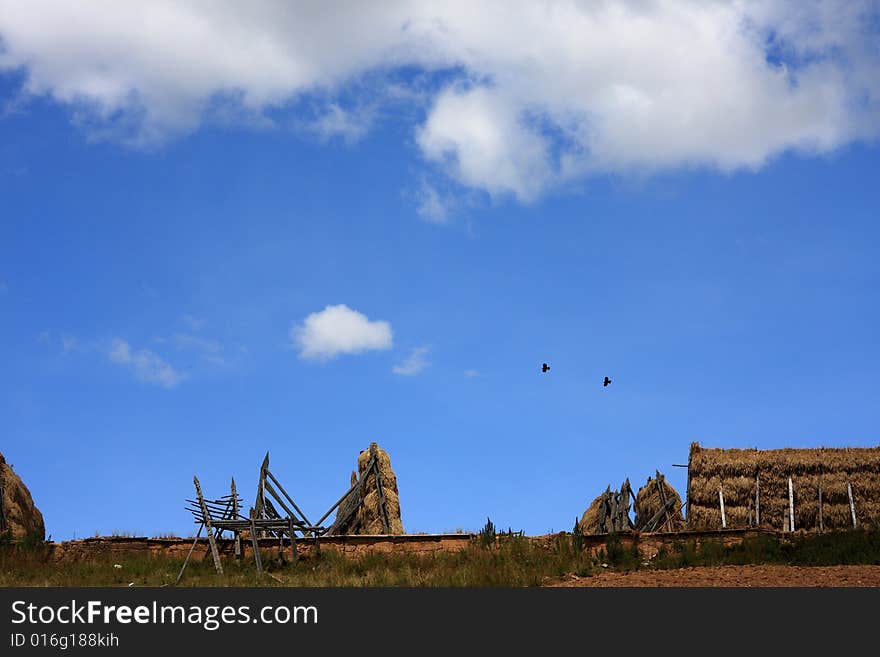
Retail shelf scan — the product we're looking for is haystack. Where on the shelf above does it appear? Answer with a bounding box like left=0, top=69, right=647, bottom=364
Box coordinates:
left=579, top=490, right=612, bottom=535
left=578, top=480, right=634, bottom=535
left=687, top=442, right=880, bottom=531
left=0, top=452, right=45, bottom=541
left=335, top=442, right=404, bottom=535
left=634, top=472, right=684, bottom=531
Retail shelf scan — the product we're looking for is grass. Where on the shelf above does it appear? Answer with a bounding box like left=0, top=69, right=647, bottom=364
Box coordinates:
left=1, top=527, right=878, bottom=587
left=0, top=534, right=595, bottom=587
left=653, top=527, right=880, bottom=570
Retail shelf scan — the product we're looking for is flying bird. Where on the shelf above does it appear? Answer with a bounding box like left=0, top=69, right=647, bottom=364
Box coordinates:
left=603, top=376, right=612, bottom=387
left=542, top=363, right=550, bottom=373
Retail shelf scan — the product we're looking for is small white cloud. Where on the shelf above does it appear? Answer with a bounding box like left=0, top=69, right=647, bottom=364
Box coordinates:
left=293, top=304, right=392, bottom=360
left=303, top=103, right=374, bottom=143
left=393, top=346, right=430, bottom=376
left=464, top=369, right=479, bottom=378
left=415, top=181, right=449, bottom=224
left=107, top=338, right=184, bottom=388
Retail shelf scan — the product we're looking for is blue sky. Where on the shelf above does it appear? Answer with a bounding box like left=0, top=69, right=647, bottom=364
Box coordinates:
left=1, top=2, right=879, bottom=540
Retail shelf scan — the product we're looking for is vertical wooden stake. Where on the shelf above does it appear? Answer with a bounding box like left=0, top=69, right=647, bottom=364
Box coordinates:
left=231, top=477, right=241, bottom=561
left=848, top=482, right=857, bottom=528
left=788, top=477, right=795, bottom=532
left=719, top=486, right=726, bottom=529
left=818, top=482, right=824, bottom=532
left=755, top=471, right=761, bottom=526
left=249, top=518, right=263, bottom=574
left=289, top=518, right=298, bottom=563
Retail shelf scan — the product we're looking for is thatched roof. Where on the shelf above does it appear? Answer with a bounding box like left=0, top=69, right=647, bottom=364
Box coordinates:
left=687, top=442, right=880, bottom=531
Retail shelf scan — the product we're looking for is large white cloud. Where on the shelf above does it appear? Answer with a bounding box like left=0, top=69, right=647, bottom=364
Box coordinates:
left=1, top=1, right=877, bottom=197
left=293, top=304, right=393, bottom=360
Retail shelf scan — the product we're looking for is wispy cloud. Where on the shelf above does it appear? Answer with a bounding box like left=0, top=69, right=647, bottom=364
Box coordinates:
left=414, top=180, right=449, bottom=224
left=464, top=369, right=479, bottom=378
left=393, top=346, right=430, bottom=376
left=301, top=102, right=375, bottom=144
left=172, top=332, right=226, bottom=365
left=292, top=304, right=393, bottom=360
left=107, top=338, right=184, bottom=388
left=180, top=314, right=206, bottom=331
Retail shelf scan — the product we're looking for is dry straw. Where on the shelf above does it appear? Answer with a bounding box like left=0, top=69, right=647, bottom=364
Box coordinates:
left=635, top=473, right=685, bottom=531
left=687, top=442, right=880, bottom=531
left=350, top=443, right=404, bottom=535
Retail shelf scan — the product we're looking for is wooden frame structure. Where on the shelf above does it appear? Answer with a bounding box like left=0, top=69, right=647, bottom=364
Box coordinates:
left=177, top=445, right=395, bottom=580
left=634, top=471, right=684, bottom=533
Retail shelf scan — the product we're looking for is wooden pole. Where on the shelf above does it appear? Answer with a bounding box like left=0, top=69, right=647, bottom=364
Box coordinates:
left=788, top=477, right=795, bottom=532
left=175, top=524, right=203, bottom=584
left=194, top=476, right=223, bottom=574
left=289, top=518, right=298, bottom=562
left=264, top=468, right=314, bottom=527
left=369, top=445, right=392, bottom=534
left=755, top=472, right=760, bottom=526
left=372, top=459, right=391, bottom=534
left=249, top=518, right=263, bottom=574
left=719, top=486, right=726, bottom=529
left=848, top=482, right=857, bottom=528
left=818, top=482, right=824, bottom=532
left=231, top=478, right=241, bottom=561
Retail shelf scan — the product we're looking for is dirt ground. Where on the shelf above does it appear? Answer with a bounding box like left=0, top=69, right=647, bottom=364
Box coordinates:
left=547, top=564, right=880, bottom=587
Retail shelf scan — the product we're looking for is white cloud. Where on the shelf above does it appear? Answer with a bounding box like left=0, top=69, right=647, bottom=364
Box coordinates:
left=293, top=304, right=392, bottom=360
left=393, top=346, right=430, bottom=376
left=1, top=1, right=877, bottom=195
left=464, top=369, right=479, bottom=378
left=414, top=180, right=449, bottom=223
left=301, top=102, right=375, bottom=143
left=107, top=338, right=184, bottom=388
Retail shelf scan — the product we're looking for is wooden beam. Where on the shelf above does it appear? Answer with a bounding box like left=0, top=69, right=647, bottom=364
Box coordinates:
left=250, top=518, right=263, bottom=574
left=818, top=482, right=824, bottom=532
left=174, top=524, right=203, bottom=584
left=232, top=478, right=241, bottom=560
left=719, top=486, right=726, bottom=529
left=372, top=457, right=391, bottom=534
left=788, top=477, right=795, bottom=532
left=264, top=468, right=313, bottom=527
left=314, top=462, right=373, bottom=529
left=755, top=471, right=760, bottom=527
left=848, top=482, right=857, bottom=528
left=193, top=476, right=223, bottom=574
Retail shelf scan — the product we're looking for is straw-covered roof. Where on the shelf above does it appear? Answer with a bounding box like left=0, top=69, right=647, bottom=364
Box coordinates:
left=687, top=442, right=880, bottom=531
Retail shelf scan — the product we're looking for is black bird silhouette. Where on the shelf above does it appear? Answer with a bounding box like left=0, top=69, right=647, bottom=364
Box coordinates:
left=542, top=363, right=550, bottom=373
left=603, top=376, right=612, bottom=387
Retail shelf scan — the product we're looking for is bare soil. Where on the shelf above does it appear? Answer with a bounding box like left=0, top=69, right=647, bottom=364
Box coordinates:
left=547, top=564, right=880, bottom=587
